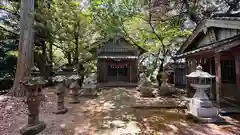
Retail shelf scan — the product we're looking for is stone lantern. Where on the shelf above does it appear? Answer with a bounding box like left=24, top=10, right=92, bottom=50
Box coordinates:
left=19, top=76, right=47, bottom=135
left=68, top=75, right=80, bottom=104
left=186, top=65, right=218, bottom=122
left=53, top=75, right=68, bottom=114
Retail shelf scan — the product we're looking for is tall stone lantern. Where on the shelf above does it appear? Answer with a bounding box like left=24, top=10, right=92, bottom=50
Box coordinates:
left=186, top=65, right=218, bottom=122
left=53, top=75, right=68, bottom=114
left=19, top=76, right=47, bottom=135
left=68, top=75, right=80, bottom=104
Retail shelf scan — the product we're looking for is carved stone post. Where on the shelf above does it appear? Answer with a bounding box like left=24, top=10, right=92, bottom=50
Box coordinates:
left=54, top=82, right=68, bottom=114
left=19, top=79, right=46, bottom=135
left=69, top=81, right=80, bottom=104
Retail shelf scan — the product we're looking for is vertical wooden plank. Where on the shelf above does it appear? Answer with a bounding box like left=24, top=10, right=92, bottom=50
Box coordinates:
left=136, top=59, right=139, bottom=82
left=215, top=53, right=222, bottom=105
left=129, top=62, right=132, bottom=83
left=185, top=58, right=190, bottom=97
left=208, top=28, right=217, bottom=42
left=103, top=60, right=107, bottom=82
left=97, top=59, right=99, bottom=82
left=209, top=58, right=213, bottom=99
left=235, top=56, right=240, bottom=93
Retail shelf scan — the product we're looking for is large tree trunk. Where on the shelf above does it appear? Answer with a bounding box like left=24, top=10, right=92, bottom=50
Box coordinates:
left=47, top=41, right=53, bottom=85
left=66, top=52, right=72, bottom=65
left=11, top=0, right=35, bottom=97
left=34, top=51, right=51, bottom=80
left=73, top=36, right=79, bottom=64
left=156, top=60, right=164, bottom=87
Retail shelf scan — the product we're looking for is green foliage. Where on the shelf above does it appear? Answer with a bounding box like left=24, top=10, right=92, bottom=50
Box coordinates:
left=0, top=0, right=193, bottom=78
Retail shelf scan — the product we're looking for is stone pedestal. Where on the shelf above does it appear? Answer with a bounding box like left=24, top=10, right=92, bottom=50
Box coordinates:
left=20, top=121, right=46, bottom=135
left=188, top=88, right=218, bottom=122
left=69, top=81, right=80, bottom=104
left=139, top=87, right=155, bottom=97
left=20, top=83, right=46, bottom=135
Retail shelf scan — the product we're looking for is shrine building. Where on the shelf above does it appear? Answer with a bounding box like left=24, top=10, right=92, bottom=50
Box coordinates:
left=96, top=37, right=145, bottom=87
left=174, top=17, right=240, bottom=106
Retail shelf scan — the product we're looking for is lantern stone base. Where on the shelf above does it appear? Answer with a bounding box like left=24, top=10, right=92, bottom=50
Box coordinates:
left=69, top=99, right=80, bottom=104
left=188, top=98, right=218, bottom=122
left=53, top=108, right=68, bottom=114
left=19, top=121, right=46, bottom=135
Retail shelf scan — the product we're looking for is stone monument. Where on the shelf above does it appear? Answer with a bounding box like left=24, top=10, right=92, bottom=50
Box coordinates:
left=186, top=65, right=218, bottom=122
left=159, top=72, right=175, bottom=96
left=81, top=73, right=98, bottom=96
left=137, top=73, right=155, bottom=97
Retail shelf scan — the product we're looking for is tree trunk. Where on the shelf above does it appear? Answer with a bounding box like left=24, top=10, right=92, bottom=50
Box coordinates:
left=67, top=52, right=72, bottom=65
left=73, top=36, right=79, bottom=64
left=34, top=51, right=50, bottom=80
left=156, top=60, right=164, bottom=87
left=11, top=0, right=35, bottom=97
left=48, top=41, right=53, bottom=85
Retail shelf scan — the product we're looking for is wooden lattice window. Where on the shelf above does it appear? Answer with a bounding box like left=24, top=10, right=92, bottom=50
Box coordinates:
left=221, top=60, right=236, bottom=84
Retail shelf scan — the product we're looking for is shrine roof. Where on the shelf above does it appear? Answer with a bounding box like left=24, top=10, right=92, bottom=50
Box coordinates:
left=174, top=35, right=240, bottom=58
left=176, top=17, right=240, bottom=55
left=91, top=37, right=146, bottom=55
left=97, top=56, right=138, bottom=59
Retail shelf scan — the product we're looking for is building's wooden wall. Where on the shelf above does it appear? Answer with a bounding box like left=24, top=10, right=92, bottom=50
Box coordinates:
left=215, top=28, right=240, bottom=41
left=97, top=59, right=138, bottom=83
left=96, top=38, right=141, bottom=85
left=192, top=27, right=240, bottom=49
left=97, top=59, right=107, bottom=82
left=174, top=68, right=186, bottom=86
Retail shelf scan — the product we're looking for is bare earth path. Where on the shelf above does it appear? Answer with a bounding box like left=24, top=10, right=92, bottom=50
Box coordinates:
left=1, top=87, right=240, bottom=135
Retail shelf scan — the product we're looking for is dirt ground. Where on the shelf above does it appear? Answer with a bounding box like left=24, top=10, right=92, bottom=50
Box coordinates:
left=1, top=87, right=240, bottom=135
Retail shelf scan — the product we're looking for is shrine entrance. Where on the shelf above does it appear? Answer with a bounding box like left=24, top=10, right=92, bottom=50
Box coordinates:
left=107, top=61, right=129, bottom=82
left=96, top=37, right=146, bottom=87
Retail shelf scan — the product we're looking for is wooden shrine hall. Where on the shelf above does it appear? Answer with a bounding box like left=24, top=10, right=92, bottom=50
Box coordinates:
left=96, top=37, right=145, bottom=87
left=175, top=17, right=240, bottom=107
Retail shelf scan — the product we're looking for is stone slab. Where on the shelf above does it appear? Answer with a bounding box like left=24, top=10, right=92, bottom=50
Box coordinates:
left=219, top=107, right=240, bottom=115
left=53, top=108, right=68, bottom=114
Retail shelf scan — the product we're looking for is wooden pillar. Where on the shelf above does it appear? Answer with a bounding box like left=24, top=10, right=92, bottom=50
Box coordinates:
left=209, top=59, right=214, bottom=99
left=129, top=62, right=132, bottom=83
left=97, top=59, right=100, bottom=82
left=235, top=56, right=240, bottom=92
left=185, top=58, right=190, bottom=97
left=215, top=53, right=222, bottom=105
left=103, top=60, right=107, bottom=82
left=136, top=59, right=139, bottom=82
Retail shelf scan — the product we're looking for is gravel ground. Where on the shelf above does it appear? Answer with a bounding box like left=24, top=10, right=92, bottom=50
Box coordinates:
left=0, top=87, right=240, bottom=135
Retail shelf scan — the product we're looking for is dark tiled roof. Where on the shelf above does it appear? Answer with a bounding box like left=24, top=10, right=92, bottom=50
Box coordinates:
left=97, top=56, right=138, bottom=59
left=174, top=35, right=240, bottom=58
left=211, top=17, right=240, bottom=21
left=176, top=17, right=240, bottom=55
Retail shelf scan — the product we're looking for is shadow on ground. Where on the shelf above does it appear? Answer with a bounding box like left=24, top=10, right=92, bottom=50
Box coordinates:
left=1, top=87, right=240, bottom=135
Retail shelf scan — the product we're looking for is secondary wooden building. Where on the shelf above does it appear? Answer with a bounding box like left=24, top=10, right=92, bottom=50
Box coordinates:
left=174, top=17, right=240, bottom=106
left=96, top=37, right=145, bottom=87
left=164, top=62, right=186, bottom=87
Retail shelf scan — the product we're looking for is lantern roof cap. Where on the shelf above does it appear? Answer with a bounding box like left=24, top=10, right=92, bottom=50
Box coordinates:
left=186, top=65, right=215, bottom=78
